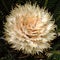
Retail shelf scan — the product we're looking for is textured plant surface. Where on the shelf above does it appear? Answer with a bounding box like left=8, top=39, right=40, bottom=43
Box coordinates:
left=4, top=3, right=56, bottom=55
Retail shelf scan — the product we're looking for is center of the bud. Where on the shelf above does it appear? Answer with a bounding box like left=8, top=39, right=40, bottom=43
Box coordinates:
left=23, top=16, right=37, bottom=30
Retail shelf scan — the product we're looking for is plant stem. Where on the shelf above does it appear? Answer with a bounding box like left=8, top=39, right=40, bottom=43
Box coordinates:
left=44, top=0, right=48, bottom=8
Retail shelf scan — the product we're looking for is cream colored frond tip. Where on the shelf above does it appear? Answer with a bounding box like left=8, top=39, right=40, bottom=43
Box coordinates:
left=58, top=32, right=60, bottom=36
left=4, top=3, right=57, bottom=55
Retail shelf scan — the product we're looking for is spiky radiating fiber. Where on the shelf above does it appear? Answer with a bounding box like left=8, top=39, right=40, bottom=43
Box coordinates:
left=4, top=3, right=56, bottom=55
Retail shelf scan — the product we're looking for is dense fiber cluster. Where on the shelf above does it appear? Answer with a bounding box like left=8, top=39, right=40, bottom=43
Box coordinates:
left=4, top=3, right=56, bottom=55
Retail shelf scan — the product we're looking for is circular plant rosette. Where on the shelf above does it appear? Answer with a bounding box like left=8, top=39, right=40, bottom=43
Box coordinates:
left=4, top=3, right=56, bottom=55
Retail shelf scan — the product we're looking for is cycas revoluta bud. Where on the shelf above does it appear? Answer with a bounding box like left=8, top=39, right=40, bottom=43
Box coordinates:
left=4, top=3, right=57, bottom=55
